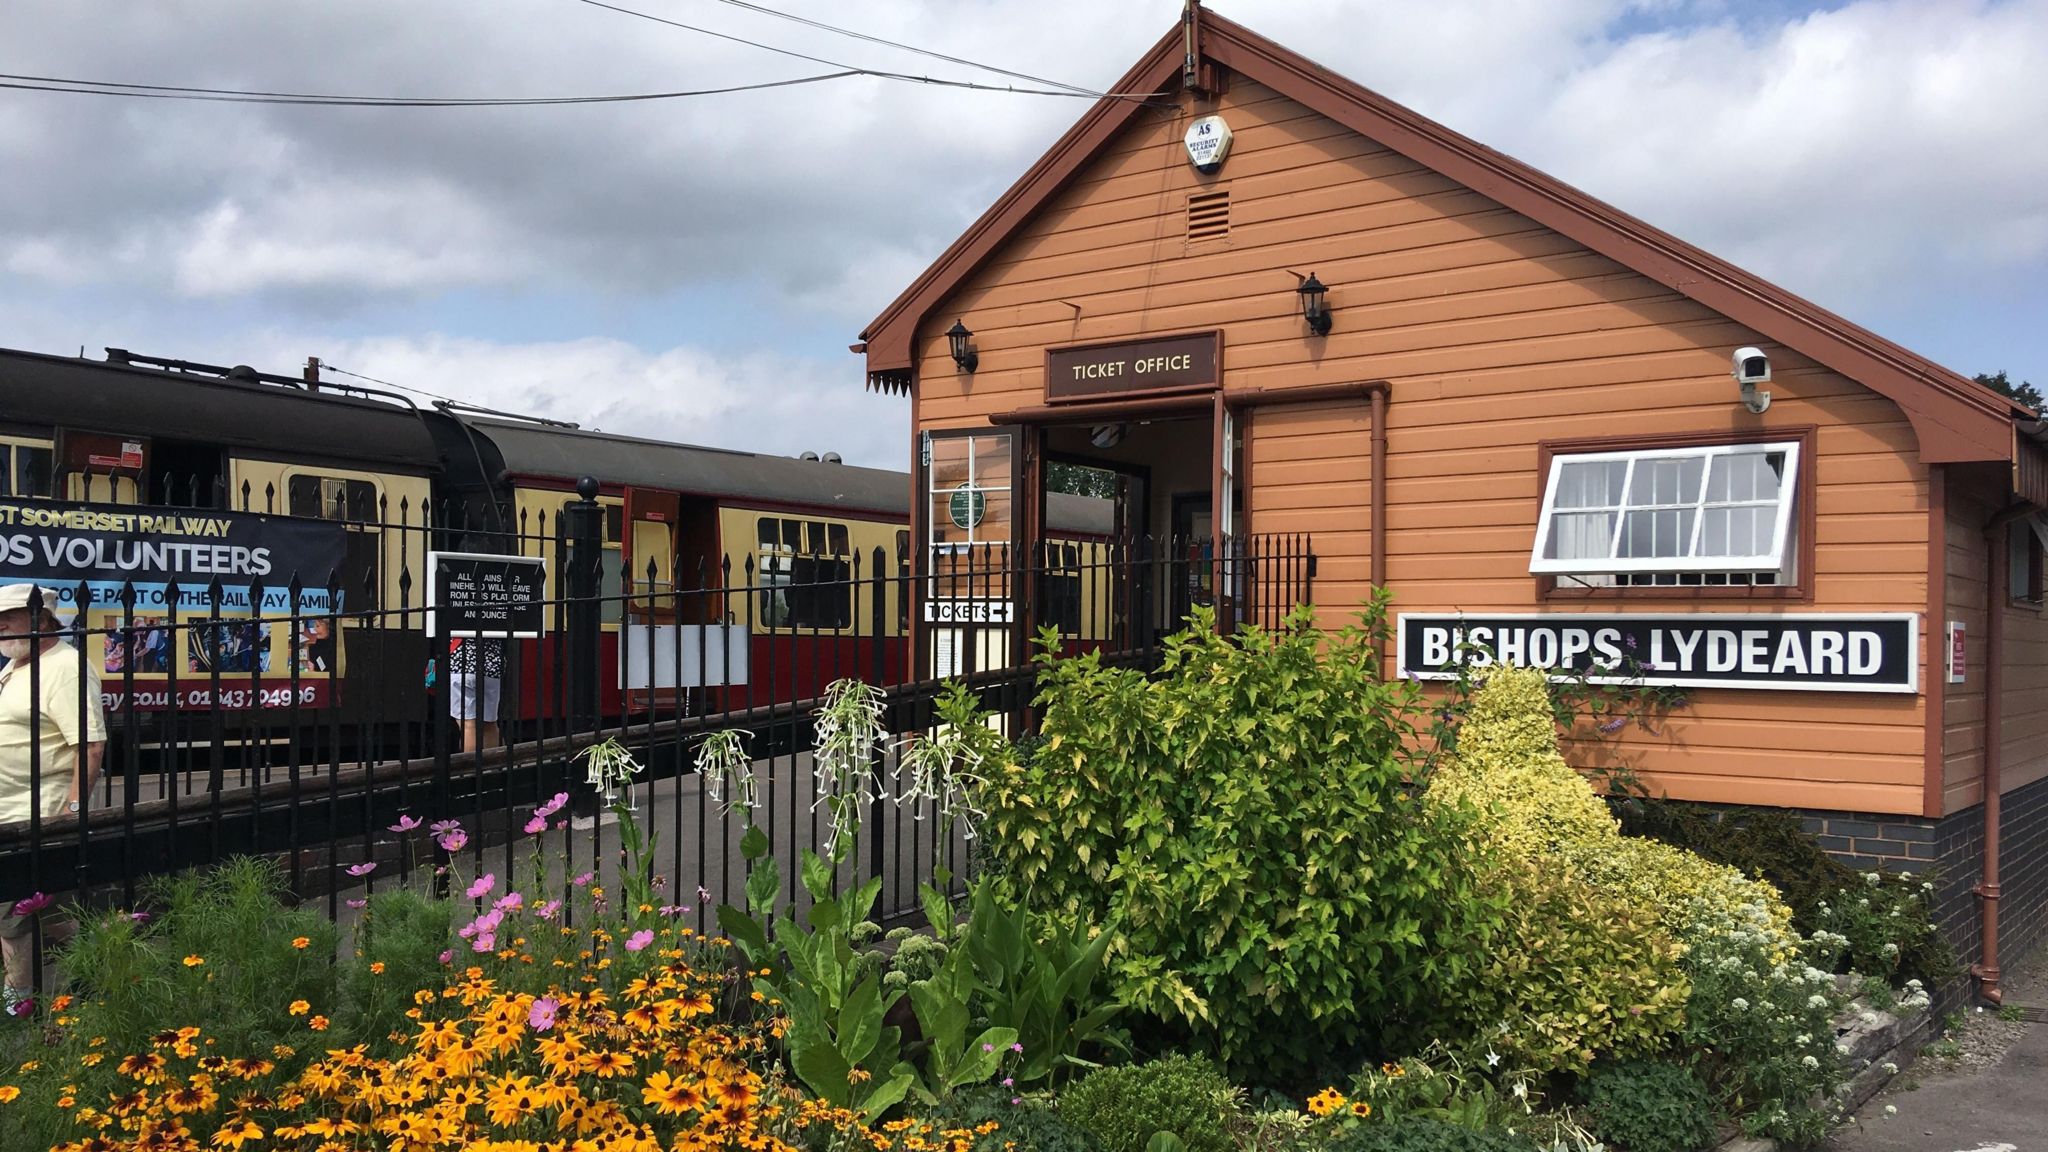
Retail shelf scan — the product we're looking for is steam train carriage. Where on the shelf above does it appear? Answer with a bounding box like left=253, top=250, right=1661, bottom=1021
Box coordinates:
left=0, top=347, right=1110, bottom=757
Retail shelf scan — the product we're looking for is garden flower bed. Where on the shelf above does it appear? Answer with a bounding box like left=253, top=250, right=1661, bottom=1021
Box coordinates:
left=0, top=610, right=1954, bottom=1152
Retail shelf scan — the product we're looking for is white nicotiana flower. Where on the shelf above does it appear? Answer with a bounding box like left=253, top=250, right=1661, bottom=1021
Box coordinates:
left=1731, top=998, right=1750, bottom=1011
left=1802, top=1055, right=1821, bottom=1070
left=1865, top=872, right=1881, bottom=885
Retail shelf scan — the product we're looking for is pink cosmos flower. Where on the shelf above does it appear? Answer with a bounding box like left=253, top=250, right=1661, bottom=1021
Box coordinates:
left=536, top=791, right=570, bottom=818
left=345, top=898, right=368, bottom=910
left=624, top=929, right=654, bottom=953
left=11, top=892, right=52, bottom=917
left=437, top=830, right=468, bottom=853
left=571, top=871, right=595, bottom=887
left=128, top=911, right=151, bottom=925
left=346, top=862, right=376, bottom=877
left=523, top=815, right=547, bottom=836
left=658, top=905, right=690, bottom=918
left=534, top=900, right=561, bottom=920
left=388, top=815, right=422, bottom=833
left=438, top=949, right=453, bottom=964
left=472, top=933, right=496, bottom=953
left=528, top=998, right=558, bottom=1031
left=429, top=818, right=462, bottom=835
left=467, top=874, right=495, bottom=900
left=493, top=892, right=524, bottom=912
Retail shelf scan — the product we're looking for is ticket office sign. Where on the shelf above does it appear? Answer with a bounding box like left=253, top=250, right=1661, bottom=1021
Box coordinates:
left=1396, top=612, right=1918, bottom=694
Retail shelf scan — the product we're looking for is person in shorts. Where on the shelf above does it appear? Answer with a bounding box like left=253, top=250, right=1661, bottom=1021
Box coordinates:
left=448, top=635, right=503, bottom=752
left=0, top=584, right=104, bottom=1012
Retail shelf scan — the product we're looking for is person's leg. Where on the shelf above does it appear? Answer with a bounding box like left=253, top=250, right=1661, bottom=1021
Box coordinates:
left=480, top=675, right=503, bottom=750
left=460, top=719, right=479, bottom=752
left=0, top=907, right=34, bottom=1005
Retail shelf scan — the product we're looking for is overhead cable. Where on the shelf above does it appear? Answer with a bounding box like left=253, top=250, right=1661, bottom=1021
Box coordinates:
left=0, top=69, right=857, bottom=107
left=704, top=0, right=1098, bottom=96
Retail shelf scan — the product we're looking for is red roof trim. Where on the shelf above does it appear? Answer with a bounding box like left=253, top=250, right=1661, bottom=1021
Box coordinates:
left=860, top=12, right=2018, bottom=463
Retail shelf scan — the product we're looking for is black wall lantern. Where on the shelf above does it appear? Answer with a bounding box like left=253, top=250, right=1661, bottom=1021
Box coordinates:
left=1297, top=272, right=1332, bottom=336
left=946, top=319, right=979, bottom=373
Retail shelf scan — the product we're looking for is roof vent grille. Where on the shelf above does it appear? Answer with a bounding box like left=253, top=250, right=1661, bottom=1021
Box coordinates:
left=1187, top=190, right=1230, bottom=242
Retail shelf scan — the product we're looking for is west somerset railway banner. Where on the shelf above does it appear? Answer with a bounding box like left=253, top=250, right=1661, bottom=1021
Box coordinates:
left=0, top=499, right=350, bottom=709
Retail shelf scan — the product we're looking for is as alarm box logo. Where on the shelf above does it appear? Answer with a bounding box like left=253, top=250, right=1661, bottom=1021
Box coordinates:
left=1183, top=115, right=1233, bottom=173
left=1397, top=612, right=1918, bottom=694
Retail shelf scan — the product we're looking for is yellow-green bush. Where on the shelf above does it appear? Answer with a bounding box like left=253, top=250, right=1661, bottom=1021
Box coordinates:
left=1448, top=852, right=1690, bottom=1074
left=1431, top=667, right=1796, bottom=954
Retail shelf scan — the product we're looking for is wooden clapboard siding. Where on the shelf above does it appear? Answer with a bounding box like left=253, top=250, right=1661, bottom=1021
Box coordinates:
left=1943, top=471, right=2048, bottom=814
left=908, top=76, right=1934, bottom=815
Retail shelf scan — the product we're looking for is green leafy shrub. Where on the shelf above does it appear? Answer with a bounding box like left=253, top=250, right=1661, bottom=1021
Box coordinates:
left=914, top=1086, right=1103, bottom=1152
left=1323, top=1116, right=1536, bottom=1152
left=984, top=606, right=1503, bottom=1077
left=1583, top=1061, right=1718, bottom=1152
left=1059, top=1055, right=1237, bottom=1152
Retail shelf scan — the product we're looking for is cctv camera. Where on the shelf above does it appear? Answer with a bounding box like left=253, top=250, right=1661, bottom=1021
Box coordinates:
left=1731, top=346, right=1771, bottom=414
left=1731, top=347, right=1771, bottom=385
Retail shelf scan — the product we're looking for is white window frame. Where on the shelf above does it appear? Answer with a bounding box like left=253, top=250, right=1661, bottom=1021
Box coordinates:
left=1530, top=440, right=1802, bottom=577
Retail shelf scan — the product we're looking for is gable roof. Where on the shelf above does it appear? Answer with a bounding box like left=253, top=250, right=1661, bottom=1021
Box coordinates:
left=858, top=9, right=2025, bottom=465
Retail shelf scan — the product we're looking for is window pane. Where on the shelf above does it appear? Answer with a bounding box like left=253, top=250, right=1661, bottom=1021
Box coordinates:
left=782, top=520, right=802, bottom=551
left=758, top=517, right=779, bottom=549
left=288, top=475, right=323, bottom=518
left=1555, top=461, right=1625, bottom=509
left=1699, top=505, right=1773, bottom=558
left=1627, top=457, right=1704, bottom=506
left=1707, top=451, right=1782, bottom=504
left=1619, top=508, right=1696, bottom=559
left=1545, top=511, right=1615, bottom=560
left=828, top=524, right=849, bottom=556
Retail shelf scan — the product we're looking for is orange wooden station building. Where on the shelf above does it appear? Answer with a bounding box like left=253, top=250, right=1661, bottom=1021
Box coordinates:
left=853, top=7, right=2048, bottom=1000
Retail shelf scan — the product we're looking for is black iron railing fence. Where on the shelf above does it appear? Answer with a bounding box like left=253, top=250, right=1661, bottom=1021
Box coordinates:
left=0, top=483, right=1311, bottom=990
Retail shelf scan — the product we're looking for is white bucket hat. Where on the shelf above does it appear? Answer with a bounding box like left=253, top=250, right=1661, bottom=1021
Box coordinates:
left=0, top=583, right=67, bottom=616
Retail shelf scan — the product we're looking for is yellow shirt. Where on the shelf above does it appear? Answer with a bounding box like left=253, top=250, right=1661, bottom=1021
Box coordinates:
left=0, top=643, right=107, bottom=826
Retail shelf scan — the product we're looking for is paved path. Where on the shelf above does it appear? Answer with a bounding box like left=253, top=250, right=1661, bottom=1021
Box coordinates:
left=1827, top=1020, right=2042, bottom=1152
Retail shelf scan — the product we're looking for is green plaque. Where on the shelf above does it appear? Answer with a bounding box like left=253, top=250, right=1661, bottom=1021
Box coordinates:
left=948, top=483, right=986, bottom=529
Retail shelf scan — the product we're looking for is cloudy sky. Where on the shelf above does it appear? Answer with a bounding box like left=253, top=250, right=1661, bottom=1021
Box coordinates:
left=4, top=0, right=2043, bottom=468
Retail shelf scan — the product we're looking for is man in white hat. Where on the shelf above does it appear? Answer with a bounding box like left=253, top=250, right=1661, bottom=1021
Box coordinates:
left=0, top=583, right=105, bottom=1010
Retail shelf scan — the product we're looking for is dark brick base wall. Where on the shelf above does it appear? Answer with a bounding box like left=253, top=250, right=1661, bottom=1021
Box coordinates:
left=1798, top=771, right=2048, bottom=1000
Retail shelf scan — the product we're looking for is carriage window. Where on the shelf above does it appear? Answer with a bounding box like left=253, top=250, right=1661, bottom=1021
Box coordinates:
left=1533, top=441, right=1801, bottom=588
left=0, top=440, right=55, bottom=498
left=560, top=497, right=625, bottom=623
left=289, top=475, right=379, bottom=522
left=756, top=516, right=851, bottom=629
left=288, top=473, right=384, bottom=611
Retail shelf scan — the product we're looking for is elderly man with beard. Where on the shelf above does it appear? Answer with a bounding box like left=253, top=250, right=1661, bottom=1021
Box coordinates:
left=0, top=584, right=104, bottom=1013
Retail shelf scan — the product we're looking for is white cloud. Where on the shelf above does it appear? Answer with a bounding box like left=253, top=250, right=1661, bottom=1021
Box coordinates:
left=0, top=0, right=2043, bottom=443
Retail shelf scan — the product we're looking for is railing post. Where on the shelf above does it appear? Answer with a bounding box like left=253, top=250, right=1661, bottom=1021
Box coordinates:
left=565, top=476, right=604, bottom=745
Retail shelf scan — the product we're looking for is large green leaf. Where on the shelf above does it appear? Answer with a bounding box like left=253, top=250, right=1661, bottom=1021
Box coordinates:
left=790, top=1036, right=855, bottom=1107
left=838, top=973, right=886, bottom=1067
left=946, top=1026, right=1019, bottom=1088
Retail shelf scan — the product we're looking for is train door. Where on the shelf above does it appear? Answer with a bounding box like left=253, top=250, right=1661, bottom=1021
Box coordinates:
left=622, top=486, right=679, bottom=619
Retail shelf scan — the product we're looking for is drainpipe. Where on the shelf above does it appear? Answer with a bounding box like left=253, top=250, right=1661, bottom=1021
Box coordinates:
left=1978, top=499, right=2040, bottom=1005
left=1370, top=384, right=1388, bottom=593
